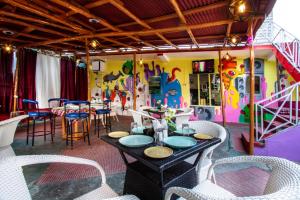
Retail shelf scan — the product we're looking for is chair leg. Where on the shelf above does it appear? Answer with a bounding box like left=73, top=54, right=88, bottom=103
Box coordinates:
left=66, top=120, right=69, bottom=146
left=70, top=121, right=73, bottom=149
left=43, top=118, right=46, bottom=141
left=53, top=116, right=56, bottom=136
left=26, top=119, right=30, bottom=145
left=32, top=119, right=36, bottom=146
left=97, top=115, right=100, bottom=138
left=86, top=118, right=90, bottom=145
left=50, top=116, right=54, bottom=143
left=83, top=120, right=86, bottom=142
left=94, top=115, right=96, bottom=135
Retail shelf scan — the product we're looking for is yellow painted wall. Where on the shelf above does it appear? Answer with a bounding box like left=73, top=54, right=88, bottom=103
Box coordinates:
left=90, top=57, right=278, bottom=106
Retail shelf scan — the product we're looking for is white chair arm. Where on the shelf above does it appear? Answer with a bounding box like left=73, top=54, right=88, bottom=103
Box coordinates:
left=207, top=156, right=279, bottom=180
left=165, top=187, right=208, bottom=200
left=14, top=155, right=106, bottom=184
left=104, top=195, right=140, bottom=200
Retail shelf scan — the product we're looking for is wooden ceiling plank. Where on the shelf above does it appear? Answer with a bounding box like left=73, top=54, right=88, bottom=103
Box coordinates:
left=3, top=0, right=89, bottom=34
left=22, top=19, right=233, bottom=47
left=169, top=0, right=199, bottom=47
left=99, top=36, right=136, bottom=49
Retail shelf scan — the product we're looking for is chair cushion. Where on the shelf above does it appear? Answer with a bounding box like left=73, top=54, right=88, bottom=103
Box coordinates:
left=178, top=180, right=235, bottom=199
left=74, top=184, right=118, bottom=200
left=95, top=109, right=110, bottom=115
left=28, top=111, right=51, bottom=117
left=65, top=112, right=89, bottom=119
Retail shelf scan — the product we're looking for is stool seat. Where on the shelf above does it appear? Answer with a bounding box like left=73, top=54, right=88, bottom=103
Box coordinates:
left=95, top=109, right=110, bottom=115
left=65, top=112, right=89, bottom=119
left=28, top=111, right=51, bottom=118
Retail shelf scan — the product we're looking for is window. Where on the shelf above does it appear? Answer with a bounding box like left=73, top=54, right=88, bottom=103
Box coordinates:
left=189, top=73, right=220, bottom=106
left=246, top=75, right=261, bottom=95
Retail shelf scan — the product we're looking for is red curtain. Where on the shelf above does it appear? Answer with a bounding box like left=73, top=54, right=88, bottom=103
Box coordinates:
left=60, top=57, right=76, bottom=100
left=0, top=50, right=13, bottom=113
left=17, top=48, right=37, bottom=110
left=75, top=67, right=88, bottom=100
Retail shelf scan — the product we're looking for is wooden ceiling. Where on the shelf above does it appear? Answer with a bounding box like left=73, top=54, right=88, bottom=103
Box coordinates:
left=0, top=0, right=276, bottom=55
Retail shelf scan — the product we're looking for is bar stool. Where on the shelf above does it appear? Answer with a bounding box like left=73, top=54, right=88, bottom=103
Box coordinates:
left=64, top=100, right=90, bottom=149
left=48, top=98, right=68, bottom=136
left=22, top=99, right=53, bottom=146
left=94, top=109, right=111, bottom=137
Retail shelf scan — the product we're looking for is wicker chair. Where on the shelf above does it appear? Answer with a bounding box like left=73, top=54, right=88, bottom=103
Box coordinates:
left=0, top=115, right=28, bottom=159
left=0, top=155, right=139, bottom=200
left=187, top=121, right=226, bottom=183
left=165, top=156, right=300, bottom=200
left=174, top=108, right=194, bottom=129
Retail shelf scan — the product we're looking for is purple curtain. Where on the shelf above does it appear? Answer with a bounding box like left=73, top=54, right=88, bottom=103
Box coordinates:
left=60, top=57, right=76, bottom=100
left=17, top=48, right=37, bottom=110
left=75, top=67, right=88, bottom=100
left=0, top=50, right=13, bottom=113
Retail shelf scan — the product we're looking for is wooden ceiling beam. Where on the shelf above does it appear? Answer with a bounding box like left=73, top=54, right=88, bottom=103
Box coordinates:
left=98, top=36, right=136, bottom=49
left=169, top=0, right=198, bottom=47
left=22, top=19, right=233, bottom=47
left=0, top=11, right=76, bottom=32
left=110, top=0, right=174, bottom=49
left=108, top=1, right=229, bottom=30
left=2, top=0, right=89, bottom=34
left=0, top=16, right=69, bottom=37
left=63, top=0, right=110, bottom=18
left=50, top=0, right=155, bottom=49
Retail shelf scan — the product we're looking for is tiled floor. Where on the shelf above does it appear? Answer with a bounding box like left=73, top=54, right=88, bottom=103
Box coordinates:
left=12, top=116, right=270, bottom=200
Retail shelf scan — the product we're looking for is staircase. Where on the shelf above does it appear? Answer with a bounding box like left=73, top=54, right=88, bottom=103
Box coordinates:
left=241, top=16, right=300, bottom=159
left=254, top=17, right=300, bottom=80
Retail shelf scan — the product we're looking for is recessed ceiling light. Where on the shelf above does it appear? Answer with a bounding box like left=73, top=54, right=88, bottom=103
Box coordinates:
left=3, top=30, right=14, bottom=35
left=89, top=18, right=100, bottom=23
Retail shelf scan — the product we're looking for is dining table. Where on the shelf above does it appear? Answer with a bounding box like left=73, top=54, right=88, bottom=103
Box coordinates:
left=101, top=134, right=221, bottom=200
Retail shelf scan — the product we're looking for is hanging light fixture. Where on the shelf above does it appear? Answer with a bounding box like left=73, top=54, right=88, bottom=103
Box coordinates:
left=90, top=39, right=100, bottom=49
left=229, top=0, right=252, bottom=22
left=223, top=52, right=232, bottom=61
left=139, top=54, right=143, bottom=65
left=3, top=44, right=13, bottom=53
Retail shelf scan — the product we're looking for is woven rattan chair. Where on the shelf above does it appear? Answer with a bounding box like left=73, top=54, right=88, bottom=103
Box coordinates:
left=187, top=121, right=226, bottom=183
left=165, top=156, right=300, bottom=200
left=0, top=155, right=139, bottom=200
left=0, top=115, right=28, bottom=158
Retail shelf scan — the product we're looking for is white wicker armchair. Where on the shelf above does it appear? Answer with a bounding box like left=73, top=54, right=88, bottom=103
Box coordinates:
left=0, top=115, right=28, bottom=159
left=165, top=156, right=300, bottom=200
left=174, top=108, right=194, bottom=129
left=0, top=155, right=139, bottom=200
left=187, top=121, right=226, bottom=183
left=128, top=109, right=156, bottom=128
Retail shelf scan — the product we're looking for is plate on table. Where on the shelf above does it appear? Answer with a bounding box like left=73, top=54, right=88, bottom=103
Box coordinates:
left=163, top=136, right=197, bottom=149
left=132, top=126, right=145, bottom=134
left=119, top=135, right=154, bottom=148
left=174, top=128, right=196, bottom=135
left=194, top=133, right=213, bottom=140
left=108, top=131, right=129, bottom=138
left=144, top=146, right=173, bottom=159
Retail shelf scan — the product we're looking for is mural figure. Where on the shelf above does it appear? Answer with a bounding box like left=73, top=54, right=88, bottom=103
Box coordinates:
left=151, top=67, right=183, bottom=108
left=220, top=57, right=244, bottom=90
left=144, top=62, right=156, bottom=81
left=122, top=60, right=133, bottom=76
left=103, top=71, right=123, bottom=83
left=168, top=67, right=181, bottom=82
left=155, top=64, right=162, bottom=76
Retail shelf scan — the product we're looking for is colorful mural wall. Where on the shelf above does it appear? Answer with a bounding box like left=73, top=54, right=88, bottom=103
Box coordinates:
left=89, top=56, right=292, bottom=123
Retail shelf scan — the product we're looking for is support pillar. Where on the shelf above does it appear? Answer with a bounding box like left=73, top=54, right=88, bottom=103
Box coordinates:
left=249, top=20, right=255, bottom=155
left=85, top=38, right=91, bottom=101
left=218, top=50, right=226, bottom=127
left=133, top=53, right=137, bottom=110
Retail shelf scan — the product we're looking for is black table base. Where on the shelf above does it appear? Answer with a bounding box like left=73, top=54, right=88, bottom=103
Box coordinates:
left=124, top=161, right=197, bottom=200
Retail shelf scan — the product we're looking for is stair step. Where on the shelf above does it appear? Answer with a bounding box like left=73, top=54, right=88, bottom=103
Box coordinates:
left=241, top=132, right=265, bottom=153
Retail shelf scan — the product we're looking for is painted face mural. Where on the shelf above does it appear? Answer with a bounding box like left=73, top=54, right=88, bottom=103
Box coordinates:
left=220, top=57, right=245, bottom=90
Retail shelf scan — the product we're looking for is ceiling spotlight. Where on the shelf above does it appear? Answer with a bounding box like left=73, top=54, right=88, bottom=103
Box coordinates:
left=89, top=18, right=100, bottom=23
left=229, top=0, right=252, bottom=21
left=2, top=30, right=15, bottom=35
left=3, top=44, right=12, bottom=53
left=231, top=37, right=237, bottom=44
left=224, top=52, right=232, bottom=61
